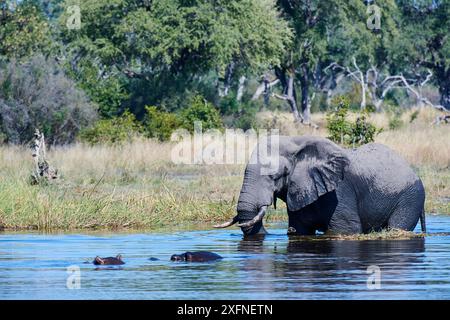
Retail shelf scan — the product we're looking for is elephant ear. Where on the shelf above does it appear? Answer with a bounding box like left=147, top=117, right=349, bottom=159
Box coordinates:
left=286, top=140, right=350, bottom=211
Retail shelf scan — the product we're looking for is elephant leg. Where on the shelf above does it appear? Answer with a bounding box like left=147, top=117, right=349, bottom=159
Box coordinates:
left=387, top=182, right=425, bottom=232
left=387, top=203, right=422, bottom=232
left=288, top=212, right=316, bottom=235
left=327, top=188, right=362, bottom=234
left=328, top=212, right=363, bottom=234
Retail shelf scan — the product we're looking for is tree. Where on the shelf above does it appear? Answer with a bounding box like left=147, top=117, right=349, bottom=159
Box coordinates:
left=272, top=0, right=339, bottom=124
left=58, top=0, right=291, bottom=118
left=0, top=0, right=53, bottom=60
left=256, top=0, right=379, bottom=123
left=396, top=0, right=450, bottom=109
left=324, top=0, right=404, bottom=111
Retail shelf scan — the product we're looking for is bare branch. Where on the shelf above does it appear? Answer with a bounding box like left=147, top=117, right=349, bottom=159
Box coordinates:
left=252, top=79, right=280, bottom=100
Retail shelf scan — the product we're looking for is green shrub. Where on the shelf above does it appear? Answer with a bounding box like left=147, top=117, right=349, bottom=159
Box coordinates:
left=326, top=96, right=381, bottom=147
left=365, top=104, right=377, bottom=113
left=410, top=110, right=420, bottom=123
left=144, top=106, right=182, bottom=141
left=232, top=109, right=259, bottom=131
left=385, top=104, right=404, bottom=130
left=351, top=114, right=379, bottom=145
left=79, top=111, right=142, bottom=145
left=388, top=115, right=404, bottom=130
left=219, top=95, right=240, bottom=116
left=221, top=100, right=260, bottom=130
left=326, top=96, right=352, bottom=145
left=180, top=95, right=223, bottom=132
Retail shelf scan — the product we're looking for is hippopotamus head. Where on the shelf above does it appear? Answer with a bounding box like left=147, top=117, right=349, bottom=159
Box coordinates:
left=170, top=253, right=188, bottom=261
left=94, top=254, right=125, bottom=265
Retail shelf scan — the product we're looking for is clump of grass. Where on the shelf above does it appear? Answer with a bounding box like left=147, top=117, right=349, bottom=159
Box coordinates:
left=328, top=228, right=425, bottom=240
left=288, top=229, right=425, bottom=241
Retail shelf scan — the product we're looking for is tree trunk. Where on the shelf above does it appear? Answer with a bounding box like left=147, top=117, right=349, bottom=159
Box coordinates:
left=299, top=64, right=311, bottom=124
left=287, top=74, right=302, bottom=122
left=438, top=71, right=450, bottom=110
left=218, top=62, right=235, bottom=97
left=360, top=81, right=367, bottom=110
left=274, top=67, right=302, bottom=122
left=237, top=76, right=246, bottom=102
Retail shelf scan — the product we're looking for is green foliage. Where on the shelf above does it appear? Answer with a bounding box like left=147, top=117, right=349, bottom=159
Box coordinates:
left=410, top=110, right=420, bottom=123
left=326, top=96, right=352, bottom=145
left=144, top=106, right=181, bottom=141
left=326, top=96, right=380, bottom=147
left=58, top=0, right=291, bottom=116
left=231, top=104, right=260, bottom=131
left=65, top=59, right=128, bottom=119
left=0, top=1, right=54, bottom=59
left=220, top=97, right=260, bottom=130
left=180, top=95, right=223, bottom=132
left=395, top=1, right=449, bottom=107
left=219, top=96, right=241, bottom=116
left=388, top=116, right=404, bottom=130
left=385, top=103, right=404, bottom=130
left=79, top=111, right=142, bottom=145
left=351, top=114, right=379, bottom=145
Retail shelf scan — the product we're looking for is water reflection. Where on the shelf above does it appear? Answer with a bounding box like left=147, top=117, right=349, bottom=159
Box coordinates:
left=237, top=234, right=427, bottom=295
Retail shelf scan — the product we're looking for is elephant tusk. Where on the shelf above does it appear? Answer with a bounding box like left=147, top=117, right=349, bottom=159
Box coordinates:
left=213, top=215, right=239, bottom=228
left=237, top=206, right=267, bottom=228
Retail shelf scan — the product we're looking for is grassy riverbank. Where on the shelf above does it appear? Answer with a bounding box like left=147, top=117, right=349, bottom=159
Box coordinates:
left=0, top=108, right=448, bottom=231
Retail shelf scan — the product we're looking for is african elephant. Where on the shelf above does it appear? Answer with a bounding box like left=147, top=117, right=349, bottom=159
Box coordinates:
left=215, top=135, right=426, bottom=236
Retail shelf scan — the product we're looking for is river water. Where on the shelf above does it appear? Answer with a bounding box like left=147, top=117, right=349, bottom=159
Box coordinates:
left=0, top=215, right=449, bottom=300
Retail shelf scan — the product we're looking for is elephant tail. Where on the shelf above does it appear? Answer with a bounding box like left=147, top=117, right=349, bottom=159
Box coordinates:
left=420, top=209, right=426, bottom=233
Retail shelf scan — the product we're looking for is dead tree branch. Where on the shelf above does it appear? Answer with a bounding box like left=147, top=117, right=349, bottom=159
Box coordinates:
left=30, top=129, right=58, bottom=185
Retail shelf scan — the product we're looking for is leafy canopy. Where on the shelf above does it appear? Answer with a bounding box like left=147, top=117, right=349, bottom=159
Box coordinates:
left=0, top=0, right=54, bottom=59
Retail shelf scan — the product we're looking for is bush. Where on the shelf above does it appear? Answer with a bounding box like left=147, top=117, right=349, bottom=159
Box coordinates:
left=79, top=111, right=142, bottom=145
left=144, top=106, right=181, bottom=141
left=232, top=108, right=260, bottom=131
left=0, top=55, right=97, bottom=145
left=221, top=99, right=260, bottom=130
left=180, top=95, right=223, bottom=132
left=326, top=96, right=353, bottom=145
left=326, top=96, right=381, bottom=147
left=385, top=104, right=404, bottom=130
left=410, top=110, right=420, bottom=123
left=219, top=95, right=240, bottom=116
left=388, top=115, right=404, bottom=130
left=66, top=58, right=129, bottom=119
left=351, top=114, right=379, bottom=145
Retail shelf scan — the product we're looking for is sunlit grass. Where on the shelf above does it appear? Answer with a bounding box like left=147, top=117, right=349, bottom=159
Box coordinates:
left=0, top=107, right=448, bottom=231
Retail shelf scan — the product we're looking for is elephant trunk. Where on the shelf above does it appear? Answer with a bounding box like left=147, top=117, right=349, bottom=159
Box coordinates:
left=214, top=164, right=271, bottom=235
left=236, top=164, right=270, bottom=235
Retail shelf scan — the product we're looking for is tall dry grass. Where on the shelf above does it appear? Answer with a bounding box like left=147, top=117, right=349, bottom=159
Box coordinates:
left=0, top=107, right=448, bottom=231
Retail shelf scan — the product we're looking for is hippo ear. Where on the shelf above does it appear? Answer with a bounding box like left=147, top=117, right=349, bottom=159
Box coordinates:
left=116, top=254, right=122, bottom=261
left=286, top=140, right=349, bottom=211
left=95, top=257, right=104, bottom=264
